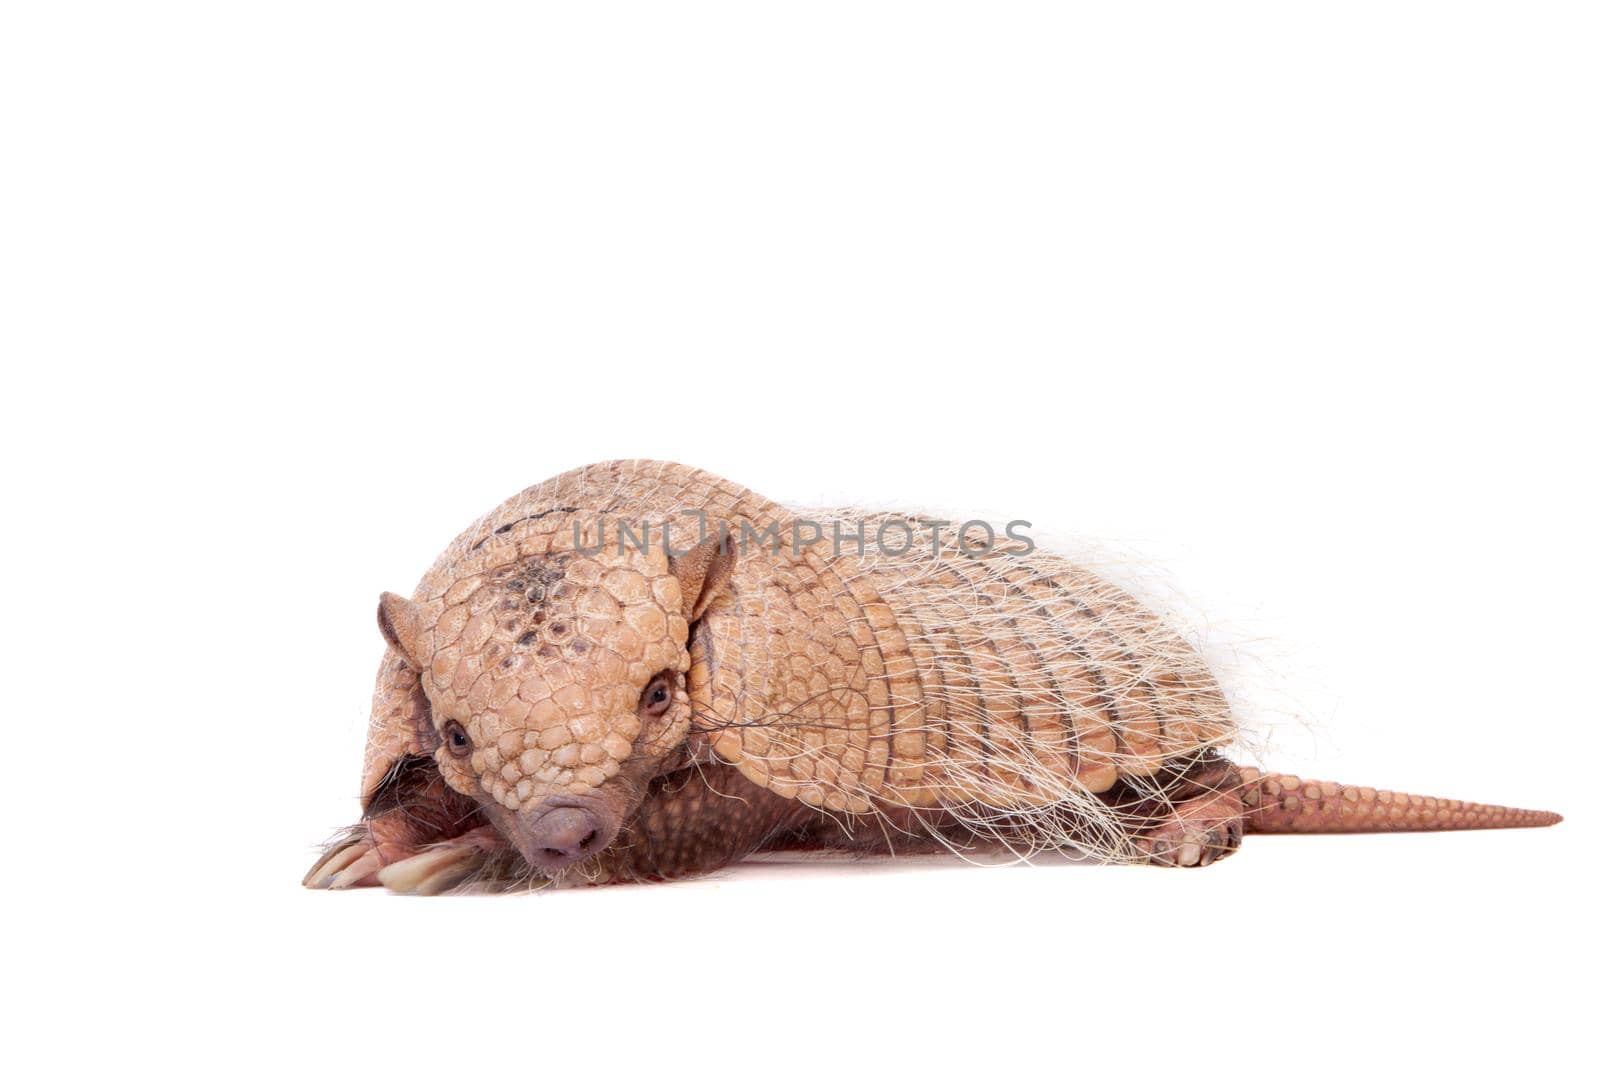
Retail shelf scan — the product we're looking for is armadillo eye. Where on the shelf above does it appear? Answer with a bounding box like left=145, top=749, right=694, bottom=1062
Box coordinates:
left=443, top=720, right=471, bottom=757
left=640, top=673, right=673, bottom=716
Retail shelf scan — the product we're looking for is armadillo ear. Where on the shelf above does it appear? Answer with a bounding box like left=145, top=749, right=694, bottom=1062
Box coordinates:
left=377, top=592, right=425, bottom=670
left=669, top=531, right=737, bottom=623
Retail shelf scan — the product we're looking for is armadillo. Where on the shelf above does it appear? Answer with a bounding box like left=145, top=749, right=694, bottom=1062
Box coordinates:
left=304, top=460, right=1561, bottom=894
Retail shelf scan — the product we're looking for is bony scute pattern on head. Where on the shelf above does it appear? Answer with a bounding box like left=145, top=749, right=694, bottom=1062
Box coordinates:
left=380, top=527, right=694, bottom=815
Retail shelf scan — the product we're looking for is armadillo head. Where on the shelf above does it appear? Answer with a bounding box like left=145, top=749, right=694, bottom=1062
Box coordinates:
left=377, top=532, right=734, bottom=876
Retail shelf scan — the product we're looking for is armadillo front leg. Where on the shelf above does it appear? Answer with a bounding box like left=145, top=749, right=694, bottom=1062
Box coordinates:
left=303, top=755, right=503, bottom=891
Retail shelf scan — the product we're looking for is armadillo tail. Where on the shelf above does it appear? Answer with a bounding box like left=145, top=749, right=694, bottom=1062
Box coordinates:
left=1238, top=768, right=1562, bottom=834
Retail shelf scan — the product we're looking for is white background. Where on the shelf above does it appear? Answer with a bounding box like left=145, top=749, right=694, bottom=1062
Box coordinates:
left=4, top=3, right=1595, bottom=1065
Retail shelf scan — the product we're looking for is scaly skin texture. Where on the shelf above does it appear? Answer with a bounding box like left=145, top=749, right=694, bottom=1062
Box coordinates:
left=1238, top=770, right=1562, bottom=833
left=304, top=460, right=1561, bottom=894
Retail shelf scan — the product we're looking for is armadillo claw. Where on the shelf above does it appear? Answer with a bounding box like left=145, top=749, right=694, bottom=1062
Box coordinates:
left=1138, top=818, right=1242, bottom=867
left=1134, top=791, right=1245, bottom=868
left=328, top=848, right=385, bottom=889
left=376, top=847, right=483, bottom=896
left=303, top=833, right=371, bottom=889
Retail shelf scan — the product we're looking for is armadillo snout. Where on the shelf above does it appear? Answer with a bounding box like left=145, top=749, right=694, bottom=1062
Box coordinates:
left=510, top=799, right=617, bottom=872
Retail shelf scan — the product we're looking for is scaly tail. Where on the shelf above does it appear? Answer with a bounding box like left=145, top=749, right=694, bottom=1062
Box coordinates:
left=1238, top=767, right=1562, bottom=833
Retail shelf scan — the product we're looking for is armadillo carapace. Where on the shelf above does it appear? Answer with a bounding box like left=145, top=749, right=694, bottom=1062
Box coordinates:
left=305, top=460, right=1561, bottom=893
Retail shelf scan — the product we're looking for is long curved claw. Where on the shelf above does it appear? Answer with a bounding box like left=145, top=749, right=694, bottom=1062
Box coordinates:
left=303, top=833, right=371, bottom=888
left=377, top=846, right=484, bottom=896
left=328, top=848, right=386, bottom=889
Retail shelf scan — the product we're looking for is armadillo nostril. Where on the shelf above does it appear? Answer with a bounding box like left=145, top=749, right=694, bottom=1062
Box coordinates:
left=523, top=806, right=611, bottom=869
